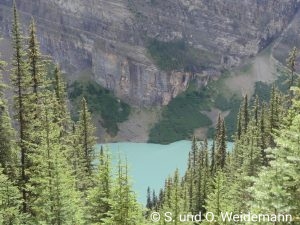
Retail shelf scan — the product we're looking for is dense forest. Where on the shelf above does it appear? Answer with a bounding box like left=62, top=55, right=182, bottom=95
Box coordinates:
left=0, top=4, right=299, bottom=225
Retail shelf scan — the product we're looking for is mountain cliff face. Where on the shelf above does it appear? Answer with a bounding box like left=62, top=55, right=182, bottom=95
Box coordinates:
left=0, top=0, right=299, bottom=106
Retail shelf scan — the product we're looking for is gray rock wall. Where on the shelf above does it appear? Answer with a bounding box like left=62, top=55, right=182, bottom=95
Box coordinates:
left=0, top=0, right=298, bottom=106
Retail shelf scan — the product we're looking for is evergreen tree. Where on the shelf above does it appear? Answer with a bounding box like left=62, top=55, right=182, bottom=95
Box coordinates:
left=181, top=181, right=189, bottom=213
left=241, top=119, right=262, bottom=176
left=185, top=153, right=193, bottom=212
left=164, top=177, right=172, bottom=210
left=215, top=118, right=226, bottom=170
left=210, top=140, right=215, bottom=175
left=201, top=139, right=211, bottom=210
left=158, top=189, right=164, bottom=209
left=146, top=187, right=152, bottom=210
left=268, top=86, right=285, bottom=147
left=28, top=97, right=84, bottom=224
left=107, top=158, right=145, bottom=225
left=27, top=19, right=48, bottom=98
left=186, top=136, right=198, bottom=212
left=53, top=65, right=71, bottom=131
left=213, top=114, right=223, bottom=171
left=76, top=97, right=97, bottom=175
left=169, top=169, right=183, bottom=225
left=190, top=136, right=198, bottom=171
left=225, top=172, right=252, bottom=222
left=26, top=17, right=51, bottom=134
left=241, top=94, right=249, bottom=134
left=260, top=103, right=268, bottom=166
left=253, top=95, right=259, bottom=126
left=194, top=140, right=210, bottom=214
left=286, top=47, right=297, bottom=90
left=152, top=190, right=158, bottom=211
left=269, top=85, right=276, bottom=138
left=10, top=2, right=32, bottom=213
left=203, top=171, right=232, bottom=225
left=86, top=148, right=112, bottom=224
left=250, top=86, right=300, bottom=222
left=0, top=58, right=17, bottom=178
left=236, top=108, right=242, bottom=140
left=215, top=114, right=222, bottom=140
left=0, top=168, right=22, bottom=225
left=73, top=97, right=97, bottom=192
left=159, top=170, right=193, bottom=225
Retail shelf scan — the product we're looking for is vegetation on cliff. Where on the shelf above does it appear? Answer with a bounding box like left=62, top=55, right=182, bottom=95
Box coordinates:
left=148, top=83, right=212, bottom=144
left=147, top=39, right=217, bottom=72
left=68, top=80, right=130, bottom=136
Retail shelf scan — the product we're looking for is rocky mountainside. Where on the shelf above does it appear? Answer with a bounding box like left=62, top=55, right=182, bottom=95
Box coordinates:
left=0, top=0, right=299, bottom=106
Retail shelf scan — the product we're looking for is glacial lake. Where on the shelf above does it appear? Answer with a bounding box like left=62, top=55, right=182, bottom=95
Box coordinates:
left=96, top=140, right=234, bottom=205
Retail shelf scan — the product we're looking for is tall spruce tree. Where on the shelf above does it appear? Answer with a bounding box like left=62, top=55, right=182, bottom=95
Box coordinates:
left=0, top=168, right=22, bottom=225
left=76, top=97, right=96, bottom=175
left=152, top=190, right=158, bottom=211
left=241, top=119, right=262, bottom=176
left=158, top=171, right=193, bottom=225
left=194, top=140, right=210, bottom=214
left=73, top=97, right=97, bottom=192
left=146, top=187, right=152, bottom=210
left=253, top=95, right=259, bottom=126
left=53, top=65, right=71, bottom=132
left=11, top=2, right=33, bottom=213
left=190, top=136, right=198, bottom=171
left=215, top=118, right=226, bottom=170
left=186, top=136, right=198, bottom=212
left=203, top=171, right=232, bottom=225
left=268, top=86, right=285, bottom=147
left=169, top=169, right=186, bottom=225
left=210, top=140, right=216, bottom=175
left=28, top=96, right=84, bottom=224
left=184, top=154, right=193, bottom=213
left=201, top=139, right=211, bottom=211
left=241, top=94, right=249, bottom=134
left=27, top=19, right=48, bottom=98
left=269, top=85, right=276, bottom=137
left=286, top=47, right=297, bottom=90
left=107, top=158, right=145, bottom=225
left=250, top=86, right=300, bottom=222
left=86, top=147, right=112, bottom=224
left=236, top=108, right=242, bottom=140
left=260, top=103, right=268, bottom=166
left=0, top=57, right=17, bottom=178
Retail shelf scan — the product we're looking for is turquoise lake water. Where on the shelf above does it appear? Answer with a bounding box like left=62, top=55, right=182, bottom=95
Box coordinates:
left=96, top=140, right=233, bottom=205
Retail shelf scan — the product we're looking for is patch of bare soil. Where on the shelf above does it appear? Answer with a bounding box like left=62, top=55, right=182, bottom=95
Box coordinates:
left=225, top=54, right=277, bottom=97
left=193, top=108, right=229, bottom=139
left=202, top=108, right=230, bottom=126
left=193, top=127, right=208, bottom=140
left=99, top=107, right=161, bottom=143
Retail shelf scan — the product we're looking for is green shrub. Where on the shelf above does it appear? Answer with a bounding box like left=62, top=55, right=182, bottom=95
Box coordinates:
left=68, top=81, right=130, bottom=136
left=214, top=94, right=230, bottom=111
left=222, top=96, right=241, bottom=141
left=147, top=39, right=217, bottom=72
left=210, top=94, right=241, bottom=141
left=254, top=71, right=289, bottom=102
left=148, top=87, right=212, bottom=144
left=254, top=81, right=271, bottom=102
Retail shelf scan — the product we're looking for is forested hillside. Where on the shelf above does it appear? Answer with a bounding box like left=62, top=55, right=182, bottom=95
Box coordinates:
left=144, top=48, right=300, bottom=224
left=0, top=4, right=299, bottom=225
